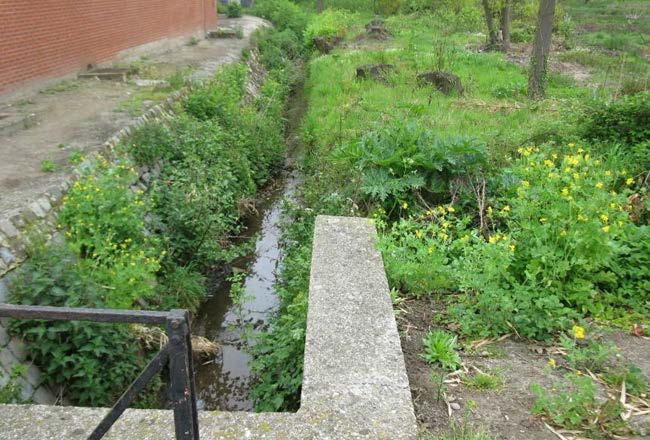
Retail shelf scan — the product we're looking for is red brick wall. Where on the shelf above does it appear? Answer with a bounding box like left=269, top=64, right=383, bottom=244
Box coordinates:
left=0, top=0, right=217, bottom=94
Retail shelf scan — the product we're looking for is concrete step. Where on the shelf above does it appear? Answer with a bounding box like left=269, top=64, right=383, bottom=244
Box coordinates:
left=77, top=68, right=129, bottom=82
left=206, top=27, right=240, bottom=39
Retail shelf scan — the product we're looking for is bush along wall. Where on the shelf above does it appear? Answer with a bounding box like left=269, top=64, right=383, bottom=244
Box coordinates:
left=6, top=36, right=297, bottom=407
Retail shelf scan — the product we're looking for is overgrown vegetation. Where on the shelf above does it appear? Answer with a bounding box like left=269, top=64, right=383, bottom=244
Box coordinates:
left=0, top=365, right=28, bottom=404
left=9, top=24, right=294, bottom=406
left=249, top=2, right=649, bottom=431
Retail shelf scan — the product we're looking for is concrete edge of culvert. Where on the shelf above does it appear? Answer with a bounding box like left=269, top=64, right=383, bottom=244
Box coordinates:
left=0, top=216, right=417, bottom=439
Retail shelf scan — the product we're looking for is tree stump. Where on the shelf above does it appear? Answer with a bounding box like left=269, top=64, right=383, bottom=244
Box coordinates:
left=313, top=36, right=343, bottom=54
left=364, top=19, right=392, bottom=40
left=356, top=64, right=395, bottom=82
left=417, top=71, right=464, bottom=96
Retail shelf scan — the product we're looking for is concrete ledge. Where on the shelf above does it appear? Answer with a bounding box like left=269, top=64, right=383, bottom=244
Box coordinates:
left=0, top=216, right=416, bottom=439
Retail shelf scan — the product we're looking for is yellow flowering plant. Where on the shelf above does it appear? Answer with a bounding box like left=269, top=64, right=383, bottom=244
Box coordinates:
left=451, top=144, right=648, bottom=339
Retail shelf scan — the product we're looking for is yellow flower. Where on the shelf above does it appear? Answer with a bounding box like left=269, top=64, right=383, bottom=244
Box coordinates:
left=560, top=229, right=567, bottom=237
left=568, top=143, right=575, bottom=148
left=509, top=244, right=516, bottom=252
left=548, top=358, right=556, bottom=368
left=604, top=170, right=612, bottom=177
left=626, top=177, right=634, bottom=186
left=602, top=225, right=610, bottom=233
left=487, top=206, right=493, bottom=215
left=539, top=217, right=548, bottom=224
left=427, top=247, right=434, bottom=255
left=521, top=180, right=530, bottom=188
left=610, top=202, right=617, bottom=209
left=501, top=205, right=511, bottom=213
left=401, top=202, right=409, bottom=209
left=600, top=214, right=608, bottom=223
left=488, top=235, right=498, bottom=244
left=544, top=159, right=554, bottom=168
left=577, top=147, right=584, bottom=153
left=459, top=234, right=470, bottom=243
left=415, top=230, right=423, bottom=239
left=572, top=325, right=586, bottom=340
left=595, top=182, right=604, bottom=189
left=561, top=187, right=570, bottom=197
left=447, top=206, right=455, bottom=213
left=577, top=214, right=587, bottom=222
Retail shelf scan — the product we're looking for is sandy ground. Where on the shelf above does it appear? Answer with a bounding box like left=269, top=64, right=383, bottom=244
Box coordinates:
left=397, top=297, right=650, bottom=439
left=0, top=15, right=268, bottom=218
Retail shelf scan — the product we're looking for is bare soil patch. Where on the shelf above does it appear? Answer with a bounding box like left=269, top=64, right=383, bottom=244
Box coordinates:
left=505, top=43, right=592, bottom=85
left=397, top=297, right=650, bottom=439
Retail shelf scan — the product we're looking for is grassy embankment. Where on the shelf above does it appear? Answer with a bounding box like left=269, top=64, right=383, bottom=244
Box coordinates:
left=250, top=4, right=649, bottom=438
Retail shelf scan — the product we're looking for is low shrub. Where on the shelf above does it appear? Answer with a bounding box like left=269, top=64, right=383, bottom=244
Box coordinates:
left=451, top=145, right=647, bottom=339
left=8, top=243, right=142, bottom=406
left=338, top=122, right=487, bottom=213
left=253, top=0, right=309, bottom=37
left=183, top=64, right=247, bottom=123
left=303, top=9, right=351, bottom=47
left=582, top=92, right=650, bottom=146
left=379, top=144, right=648, bottom=339
left=226, top=2, right=243, bottom=18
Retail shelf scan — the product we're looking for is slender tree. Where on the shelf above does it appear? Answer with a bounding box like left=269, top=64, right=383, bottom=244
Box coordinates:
left=501, top=0, right=512, bottom=52
left=528, top=0, right=556, bottom=98
left=481, top=0, right=499, bottom=49
left=317, top=0, right=324, bottom=12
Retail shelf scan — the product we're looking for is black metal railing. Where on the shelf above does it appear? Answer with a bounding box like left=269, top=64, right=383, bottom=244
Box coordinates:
left=0, top=304, right=200, bottom=440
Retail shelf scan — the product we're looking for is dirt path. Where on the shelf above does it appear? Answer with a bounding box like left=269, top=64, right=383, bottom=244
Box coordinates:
left=0, top=16, right=268, bottom=218
left=505, top=42, right=592, bottom=85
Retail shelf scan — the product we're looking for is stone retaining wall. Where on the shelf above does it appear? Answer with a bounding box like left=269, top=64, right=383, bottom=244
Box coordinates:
left=0, top=216, right=418, bottom=438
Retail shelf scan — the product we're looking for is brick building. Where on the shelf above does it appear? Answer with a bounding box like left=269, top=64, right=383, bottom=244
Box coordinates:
left=0, top=0, right=218, bottom=94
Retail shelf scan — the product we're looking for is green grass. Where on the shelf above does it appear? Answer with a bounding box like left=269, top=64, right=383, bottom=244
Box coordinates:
left=464, top=372, right=503, bottom=391
left=563, top=0, right=650, bottom=91
left=40, top=160, right=58, bottom=172
left=117, top=68, right=191, bottom=116
left=300, top=13, right=585, bottom=205
left=40, top=80, right=80, bottom=95
left=432, top=422, right=493, bottom=440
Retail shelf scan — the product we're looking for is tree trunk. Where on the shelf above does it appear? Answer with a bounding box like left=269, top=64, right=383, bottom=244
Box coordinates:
left=317, top=0, right=324, bottom=13
left=481, top=0, right=499, bottom=49
left=501, top=0, right=512, bottom=52
left=528, top=0, right=556, bottom=99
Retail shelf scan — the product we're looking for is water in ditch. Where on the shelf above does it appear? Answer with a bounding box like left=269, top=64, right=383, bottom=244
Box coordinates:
left=192, top=85, right=305, bottom=411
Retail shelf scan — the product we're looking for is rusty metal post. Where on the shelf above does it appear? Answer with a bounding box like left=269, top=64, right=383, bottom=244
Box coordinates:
left=167, top=309, right=199, bottom=440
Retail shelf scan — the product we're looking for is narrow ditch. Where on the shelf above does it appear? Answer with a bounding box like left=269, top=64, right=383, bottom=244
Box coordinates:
left=192, top=79, right=307, bottom=411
